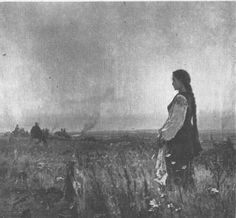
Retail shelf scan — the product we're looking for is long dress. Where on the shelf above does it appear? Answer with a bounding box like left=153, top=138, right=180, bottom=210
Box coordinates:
left=158, top=91, right=199, bottom=189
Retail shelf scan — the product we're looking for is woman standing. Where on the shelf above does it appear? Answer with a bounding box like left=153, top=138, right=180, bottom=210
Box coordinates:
left=156, top=69, right=202, bottom=190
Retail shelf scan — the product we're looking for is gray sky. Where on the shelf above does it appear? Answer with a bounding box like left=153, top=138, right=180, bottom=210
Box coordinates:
left=0, top=2, right=235, bottom=131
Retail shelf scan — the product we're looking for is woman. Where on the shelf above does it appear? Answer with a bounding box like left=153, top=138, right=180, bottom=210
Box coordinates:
left=156, top=69, right=202, bottom=190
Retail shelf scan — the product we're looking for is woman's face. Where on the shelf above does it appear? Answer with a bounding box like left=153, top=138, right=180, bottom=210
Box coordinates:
left=172, top=75, right=183, bottom=91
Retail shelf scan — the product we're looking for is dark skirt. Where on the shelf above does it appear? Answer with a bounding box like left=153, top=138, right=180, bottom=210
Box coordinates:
left=165, top=129, right=195, bottom=190
left=165, top=157, right=194, bottom=190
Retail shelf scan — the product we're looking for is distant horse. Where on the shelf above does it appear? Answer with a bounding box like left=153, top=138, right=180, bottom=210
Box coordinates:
left=30, top=123, right=48, bottom=146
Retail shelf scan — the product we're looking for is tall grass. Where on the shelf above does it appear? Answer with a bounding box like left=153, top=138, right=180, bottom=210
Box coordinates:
left=0, top=133, right=235, bottom=217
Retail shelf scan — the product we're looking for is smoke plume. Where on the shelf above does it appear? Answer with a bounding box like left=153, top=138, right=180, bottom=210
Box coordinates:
left=81, top=112, right=100, bottom=134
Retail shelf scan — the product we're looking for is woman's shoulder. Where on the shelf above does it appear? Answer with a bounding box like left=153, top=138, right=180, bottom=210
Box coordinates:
left=174, top=94, right=188, bottom=106
left=168, top=93, right=188, bottom=111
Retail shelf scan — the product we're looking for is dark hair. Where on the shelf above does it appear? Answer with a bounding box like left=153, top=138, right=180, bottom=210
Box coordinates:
left=172, top=69, right=198, bottom=134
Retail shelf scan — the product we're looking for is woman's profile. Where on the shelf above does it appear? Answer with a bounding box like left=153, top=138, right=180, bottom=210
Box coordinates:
left=155, top=69, right=202, bottom=190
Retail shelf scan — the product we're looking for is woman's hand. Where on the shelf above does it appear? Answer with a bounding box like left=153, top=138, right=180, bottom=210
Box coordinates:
left=160, top=137, right=166, bottom=144
left=157, top=129, right=162, bottom=139
left=157, top=129, right=166, bottom=147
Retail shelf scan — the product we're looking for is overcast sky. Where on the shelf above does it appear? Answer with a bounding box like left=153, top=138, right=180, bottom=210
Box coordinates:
left=0, top=2, right=235, bottom=131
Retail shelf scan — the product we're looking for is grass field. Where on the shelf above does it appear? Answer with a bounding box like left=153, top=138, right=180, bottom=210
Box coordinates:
left=0, top=130, right=235, bottom=218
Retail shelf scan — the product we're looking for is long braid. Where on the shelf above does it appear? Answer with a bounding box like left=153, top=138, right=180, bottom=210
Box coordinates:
left=184, top=83, right=199, bottom=137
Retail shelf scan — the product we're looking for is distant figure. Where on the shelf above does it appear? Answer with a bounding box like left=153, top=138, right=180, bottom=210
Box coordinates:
left=12, top=124, right=20, bottom=136
left=156, top=70, right=202, bottom=190
left=42, top=128, right=50, bottom=139
left=30, top=122, right=47, bottom=145
left=54, top=128, right=71, bottom=139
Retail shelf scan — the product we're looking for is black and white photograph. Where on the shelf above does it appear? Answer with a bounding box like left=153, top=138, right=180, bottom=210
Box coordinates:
left=0, top=2, right=235, bottom=217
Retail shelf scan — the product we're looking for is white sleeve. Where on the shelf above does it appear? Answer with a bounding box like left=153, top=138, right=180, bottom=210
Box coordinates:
left=160, top=95, right=188, bottom=141
left=157, top=117, right=170, bottom=137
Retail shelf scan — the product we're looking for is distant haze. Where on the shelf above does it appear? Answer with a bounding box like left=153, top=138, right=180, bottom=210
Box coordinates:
left=0, top=2, right=235, bottom=132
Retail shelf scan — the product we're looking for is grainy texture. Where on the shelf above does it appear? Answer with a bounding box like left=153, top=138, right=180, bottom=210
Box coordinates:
left=0, top=2, right=235, bottom=131
left=0, top=131, right=235, bottom=217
